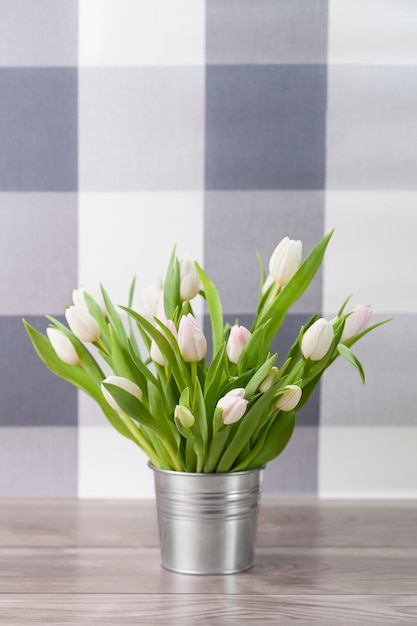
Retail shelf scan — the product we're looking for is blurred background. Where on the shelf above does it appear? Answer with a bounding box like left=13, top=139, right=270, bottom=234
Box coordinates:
left=0, top=0, right=416, bottom=498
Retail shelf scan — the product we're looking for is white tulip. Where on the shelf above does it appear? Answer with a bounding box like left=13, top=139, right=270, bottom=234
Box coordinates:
left=101, top=376, right=143, bottom=413
left=47, top=328, right=80, bottom=365
left=179, top=253, right=200, bottom=301
left=269, top=237, right=302, bottom=286
left=275, top=385, right=302, bottom=411
left=72, top=287, right=106, bottom=317
left=301, top=318, right=334, bottom=361
left=65, top=306, right=100, bottom=343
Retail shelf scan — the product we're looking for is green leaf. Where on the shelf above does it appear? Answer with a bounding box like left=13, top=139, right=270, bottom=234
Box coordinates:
left=237, top=319, right=272, bottom=374
left=100, top=284, right=127, bottom=340
left=196, top=263, right=224, bottom=356
left=253, top=230, right=334, bottom=346
left=191, top=377, right=208, bottom=454
left=163, top=246, right=181, bottom=320
left=102, top=383, right=181, bottom=466
left=242, top=411, right=296, bottom=471
left=23, top=320, right=138, bottom=444
left=121, top=306, right=192, bottom=392
left=337, top=343, right=366, bottom=384
left=203, top=345, right=228, bottom=425
left=244, top=353, right=278, bottom=398
left=216, top=381, right=284, bottom=473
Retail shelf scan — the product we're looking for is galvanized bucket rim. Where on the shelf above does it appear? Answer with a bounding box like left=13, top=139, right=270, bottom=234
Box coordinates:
left=149, top=462, right=265, bottom=478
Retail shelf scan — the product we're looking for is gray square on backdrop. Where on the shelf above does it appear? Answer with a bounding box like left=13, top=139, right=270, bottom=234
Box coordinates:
left=263, top=426, right=318, bottom=496
left=79, top=67, right=204, bottom=191
left=0, top=427, right=77, bottom=497
left=0, top=69, right=77, bottom=191
left=205, top=65, right=327, bottom=190
left=321, top=314, right=417, bottom=427
left=204, top=191, right=325, bottom=314
left=0, top=0, right=78, bottom=67
left=0, top=316, right=77, bottom=427
left=207, top=0, right=328, bottom=64
left=0, top=194, right=77, bottom=315
left=327, top=66, right=417, bottom=189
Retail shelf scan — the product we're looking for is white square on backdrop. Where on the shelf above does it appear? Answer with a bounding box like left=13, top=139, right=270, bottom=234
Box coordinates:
left=319, top=427, right=417, bottom=498
left=78, top=426, right=155, bottom=498
left=78, top=192, right=204, bottom=314
left=78, top=0, right=205, bottom=66
left=328, top=0, right=417, bottom=65
left=323, top=191, right=417, bottom=314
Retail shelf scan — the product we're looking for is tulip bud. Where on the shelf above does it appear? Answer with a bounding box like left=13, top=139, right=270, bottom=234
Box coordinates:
left=341, top=305, right=373, bottom=342
left=101, top=376, right=143, bottom=413
left=142, top=283, right=165, bottom=318
left=275, top=385, right=302, bottom=411
left=301, top=318, right=334, bottom=361
left=178, top=314, right=207, bottom=362
left=269, top=236, right=302, bottom=286
left=174, top=405, right=195, bottom=428
left=47, top=328, right=80, bottom=365
left=259, top=366, right=279, bottom=393
left=72, top=287, right=107, bottom=317
left=216, top=388, right=248, bottom=425
left=150, top=319, right=177, bottom=366
left=226, top=325, right=251, bottom=363
left=65, top=306, right=100, bottom=343
left=179, top=253, right=200, bottom=302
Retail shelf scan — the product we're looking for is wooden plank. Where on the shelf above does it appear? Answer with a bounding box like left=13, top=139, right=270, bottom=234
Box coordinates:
left=0, top=546, right=416, bottom=595
left=0, top=594, right=416, bottom=625
left=1, top=499, right=417, bottom=549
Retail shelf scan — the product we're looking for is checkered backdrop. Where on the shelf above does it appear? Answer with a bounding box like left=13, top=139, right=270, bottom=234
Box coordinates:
left=1, top=1, right=416, bottom=498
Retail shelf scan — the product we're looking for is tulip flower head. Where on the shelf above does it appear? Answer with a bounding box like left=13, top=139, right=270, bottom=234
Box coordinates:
left=150, top=319, right=177, bottom=366
left=341, top=305, right=372, bottom=342
left=217, top=388, right=248, bottom=425
left=101, top=376, right=143, bottom=413
left=72, top=287, right=107, bottom=317
left=301, top=318, right=334, bottom=361
left=226, top=324, right=252, bottom=363
left=259, top=366, right=279, bottom=393
left=174, top=405, right=195, bottom=428
left=178, top=314, right=207, bottom=362
left=179, top=253, right=200, bottom=302
left=275, top=385, right=302, bottom=411
left=142, top=283, right=165, bottom=319
left=47, top=328, right=80, bottom=365
left=269, top=237, right=302, bottom=287
left=65, top=306, right=101, bottom=343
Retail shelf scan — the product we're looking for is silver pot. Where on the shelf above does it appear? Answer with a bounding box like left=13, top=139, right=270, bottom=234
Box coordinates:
left=151, top=465, right=264, bottom=575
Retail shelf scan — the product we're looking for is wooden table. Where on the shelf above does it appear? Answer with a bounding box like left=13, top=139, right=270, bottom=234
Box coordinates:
left=0, top=499, right=416, bottom=624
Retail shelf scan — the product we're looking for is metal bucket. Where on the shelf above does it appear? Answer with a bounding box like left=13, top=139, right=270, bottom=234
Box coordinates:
left=151, top=465, right=263, bottom=575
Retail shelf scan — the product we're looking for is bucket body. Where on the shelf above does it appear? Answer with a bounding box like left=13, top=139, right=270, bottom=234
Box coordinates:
left=151, top=466, right=263, bottom=575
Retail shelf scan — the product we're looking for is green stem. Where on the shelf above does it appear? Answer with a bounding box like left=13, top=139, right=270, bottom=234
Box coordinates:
left=119, top=413, right=161, bottom=467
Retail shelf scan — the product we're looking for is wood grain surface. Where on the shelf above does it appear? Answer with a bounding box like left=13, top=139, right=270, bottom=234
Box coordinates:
left=0, top=499, right=416, bottom=624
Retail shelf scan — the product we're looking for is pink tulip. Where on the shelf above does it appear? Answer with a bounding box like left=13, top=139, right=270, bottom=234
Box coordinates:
left=341, top=305, right=373, bottom=342
left=217, top=388, right=248, bottom=425
left=178, top=314, right=207, bottom=362
left=226, top=325, right=252, bottom=363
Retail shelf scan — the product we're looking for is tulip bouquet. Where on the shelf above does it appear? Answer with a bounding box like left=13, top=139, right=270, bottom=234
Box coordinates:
left=24, top=231, right=388, bottom=473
